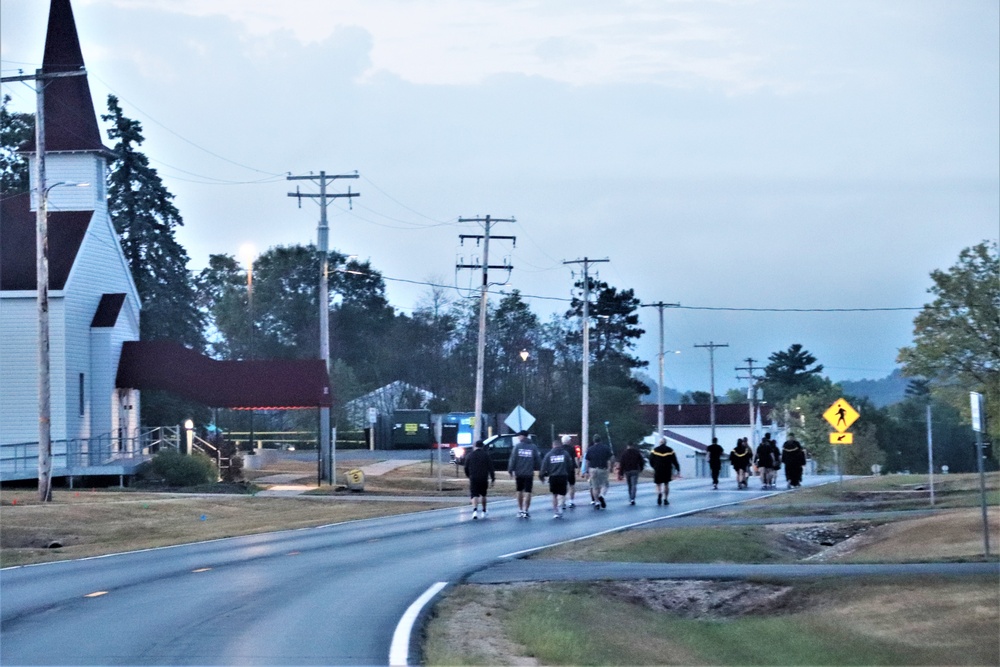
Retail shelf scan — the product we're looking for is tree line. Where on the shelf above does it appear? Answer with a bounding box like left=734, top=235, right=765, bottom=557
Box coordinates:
left=2, top=96, right=996, bottom=472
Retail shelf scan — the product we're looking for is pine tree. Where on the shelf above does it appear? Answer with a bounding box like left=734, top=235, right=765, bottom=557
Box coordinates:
left=102, top=94, right=203, bottom=349
left=102, top=95, right=205, bottom=426
left=0, top=94, right=33, bottom=195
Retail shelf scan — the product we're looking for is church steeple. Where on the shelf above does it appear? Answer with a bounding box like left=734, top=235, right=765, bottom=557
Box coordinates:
left=23, top=0, right=109, bottom=154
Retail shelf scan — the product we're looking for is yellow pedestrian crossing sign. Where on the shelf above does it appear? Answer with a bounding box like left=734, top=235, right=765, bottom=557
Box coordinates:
left=824, top=398, right=859, bottom=432
left=829, top=432, right=854, bottom=445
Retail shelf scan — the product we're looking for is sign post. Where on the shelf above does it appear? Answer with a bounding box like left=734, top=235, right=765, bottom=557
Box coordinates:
left=824, top=398, right=860, bottom=483
left=367, top=407, right=377, bottom=451
left=970, top=392, right=991, bottom=558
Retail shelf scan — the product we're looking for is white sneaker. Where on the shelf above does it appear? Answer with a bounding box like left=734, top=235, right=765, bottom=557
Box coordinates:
left=481, top=509, right=488, bottom=518
left=472, top=510, right=478, bottom=520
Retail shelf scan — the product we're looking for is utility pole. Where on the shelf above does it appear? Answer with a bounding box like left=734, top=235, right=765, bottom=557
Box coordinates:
left=2, top=67, right=88, bottom=502
left=564, top=257, right=609, bottom=458
left=695, top=341, right=729, bottom=443
left=288, top=171, right=359, bottom=484
left=641, top=301, right=679, bottom=444
left=735, top=357, right=763, bottom=450
left=456, top=215, right=515, bottom=441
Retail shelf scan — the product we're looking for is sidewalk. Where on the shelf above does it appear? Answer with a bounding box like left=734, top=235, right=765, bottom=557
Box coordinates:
left=253, top=458, right=419, bottom=497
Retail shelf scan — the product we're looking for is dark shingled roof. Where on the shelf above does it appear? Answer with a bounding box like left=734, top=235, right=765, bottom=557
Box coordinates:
left=0, top=192, right=92, bottom=291
left=640, top=402, right=774, bottom=427
left=91, top=293, right=126, bottom=327
left=21, top=0, right=111, bottom=155
left=116, top=340, right=333, bottom=410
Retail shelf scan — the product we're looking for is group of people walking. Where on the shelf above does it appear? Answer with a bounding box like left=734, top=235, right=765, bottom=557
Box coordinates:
left=706, top=432, right=807, bottom=491
left=462, top=431, right=682, bottom=519
left=462, top=429, right=808, bottom=519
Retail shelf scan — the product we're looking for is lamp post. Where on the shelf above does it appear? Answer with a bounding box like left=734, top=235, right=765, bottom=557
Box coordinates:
left=184, top=419, right=194, bottom=456
left=519, top=349, right=529, bottom=406
left=239, top=244, right=256, bottom=452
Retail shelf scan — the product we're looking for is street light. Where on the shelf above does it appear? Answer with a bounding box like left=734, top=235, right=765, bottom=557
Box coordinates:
left=238, top=244, right=256, bottom=453
left=519, top=349, right=529, bottom=406
left=184, top=419, right=194, bottom=456
left=36, top=181, right=88, bottom=502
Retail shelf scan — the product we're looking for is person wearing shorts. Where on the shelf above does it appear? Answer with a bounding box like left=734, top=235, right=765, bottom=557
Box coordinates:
left=584, top=434, right=614, bottom=509
left=540, top=436, right=576, bottom=519
left=563, top=438, right=578, bottom=509
left=507, top=430, right=541, bottom=518
left=463, top=439, right=495, bottom=519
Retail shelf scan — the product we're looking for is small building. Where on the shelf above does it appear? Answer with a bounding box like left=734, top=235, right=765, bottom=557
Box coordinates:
left=640, top=403, right=788, bottom=478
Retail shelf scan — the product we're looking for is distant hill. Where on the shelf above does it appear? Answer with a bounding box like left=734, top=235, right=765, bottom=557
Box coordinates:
left=840, top=369, right=910, bottom=407
left=636, top=372, right=684, bottom=405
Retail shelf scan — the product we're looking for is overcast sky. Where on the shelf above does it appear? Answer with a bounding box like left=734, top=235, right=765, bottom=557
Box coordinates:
left=3, top=0, right=998, bottom=395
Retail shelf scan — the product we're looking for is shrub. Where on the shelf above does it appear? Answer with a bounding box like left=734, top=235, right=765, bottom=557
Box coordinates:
left=143, top=448, right=218, bottom=487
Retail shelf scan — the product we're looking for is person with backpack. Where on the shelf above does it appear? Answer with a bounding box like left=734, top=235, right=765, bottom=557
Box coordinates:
left=463, top=439, right=495, bottom=519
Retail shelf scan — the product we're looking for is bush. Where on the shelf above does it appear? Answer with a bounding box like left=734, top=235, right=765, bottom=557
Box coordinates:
left=141, top=448, right=218, bottom=487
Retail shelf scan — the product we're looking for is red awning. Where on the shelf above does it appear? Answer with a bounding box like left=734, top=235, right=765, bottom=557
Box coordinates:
left=116, top=340, right=332, bottom=410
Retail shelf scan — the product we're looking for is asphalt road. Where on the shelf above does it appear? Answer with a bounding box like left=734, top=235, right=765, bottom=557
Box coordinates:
left=0, top=474, right=896, bottom=665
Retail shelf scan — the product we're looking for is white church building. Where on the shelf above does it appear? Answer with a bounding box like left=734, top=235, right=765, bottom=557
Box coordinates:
left=0, top=0, right=142, bottom=480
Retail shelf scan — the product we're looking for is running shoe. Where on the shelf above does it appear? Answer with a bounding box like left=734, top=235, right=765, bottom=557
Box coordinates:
left=598, top=495, right=606, bottom=508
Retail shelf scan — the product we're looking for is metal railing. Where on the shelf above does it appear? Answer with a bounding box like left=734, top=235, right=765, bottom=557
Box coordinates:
left=190, top=434, right=231, bottom=478
left=0, top=426, right=181, bottom=477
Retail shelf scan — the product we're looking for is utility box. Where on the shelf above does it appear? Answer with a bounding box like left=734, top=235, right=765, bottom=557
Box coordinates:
left=391, top=409, right=434, bottom=449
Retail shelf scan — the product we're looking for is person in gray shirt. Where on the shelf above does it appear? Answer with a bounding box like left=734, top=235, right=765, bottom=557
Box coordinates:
left=540, top=436, right=576, bottom=518
left=507, top=430, right=541, bottom=518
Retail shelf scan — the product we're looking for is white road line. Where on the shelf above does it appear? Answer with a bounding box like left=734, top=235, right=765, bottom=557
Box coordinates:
left=389, top=581, right=448, bottom=667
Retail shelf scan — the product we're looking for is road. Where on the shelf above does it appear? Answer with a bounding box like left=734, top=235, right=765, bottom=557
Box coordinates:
left=2, top=475, right=834, bottom=665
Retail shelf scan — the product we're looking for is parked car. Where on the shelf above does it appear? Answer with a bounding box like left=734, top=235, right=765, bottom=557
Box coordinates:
left=450, top=433, right=549, bottom=470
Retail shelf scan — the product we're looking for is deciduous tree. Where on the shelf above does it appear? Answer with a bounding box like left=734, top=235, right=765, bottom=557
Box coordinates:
left=898, top=240, right=1000, bottom=442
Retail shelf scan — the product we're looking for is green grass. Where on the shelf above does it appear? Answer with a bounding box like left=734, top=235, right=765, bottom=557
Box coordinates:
left=500, top=582, right=997, bottom=666
left=538, top=524, right=801, bottom=564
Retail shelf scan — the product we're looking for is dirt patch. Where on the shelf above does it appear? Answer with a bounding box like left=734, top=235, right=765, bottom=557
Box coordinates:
left=425, top=583, right=541, bottom=666
left=597, top=579, right=800, bottom=619
left=816, top=508, right=999, bottom=562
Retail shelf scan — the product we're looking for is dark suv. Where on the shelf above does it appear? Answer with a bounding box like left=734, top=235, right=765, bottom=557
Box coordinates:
left=450, top=433, right=549, bottom=470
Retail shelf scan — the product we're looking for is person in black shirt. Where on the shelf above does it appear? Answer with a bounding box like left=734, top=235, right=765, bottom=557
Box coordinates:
left=618, top=442, right=646, bottom=505
left=706, top=437, right=725, bottom=490
left=730, top=438, right=752, bottom=489
left=540, top=436, right=576, bottom=518
left=464, top=439, right=495, bottom=519
left=648, top=438, right=681, bottom=505
left=584, top=434, right=614, bottom=509
left=782, top=433, right=807, bottom=488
